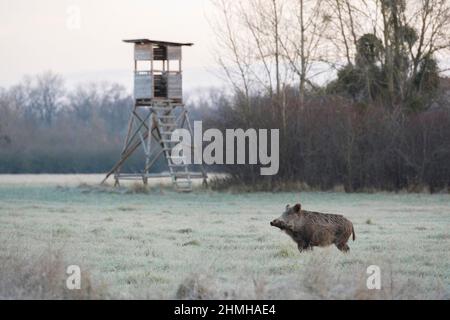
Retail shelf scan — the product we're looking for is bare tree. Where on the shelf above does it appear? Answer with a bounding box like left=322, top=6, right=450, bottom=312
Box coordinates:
left=12, top=71, right=65, bottom=125
left=281, top=0, right=331, bottom=108
left=210, top=0, right=253, bottom=122
left=212, top=0, right=334, bottom=129
left=405, top=0, right=450, bottom=94
left=210, top=0, right=293, bottom=120
left=326, top=0, right=450, bottom=106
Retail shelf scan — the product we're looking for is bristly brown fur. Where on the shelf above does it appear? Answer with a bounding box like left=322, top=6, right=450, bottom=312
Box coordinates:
left=271, top=204, right=356, bottom=253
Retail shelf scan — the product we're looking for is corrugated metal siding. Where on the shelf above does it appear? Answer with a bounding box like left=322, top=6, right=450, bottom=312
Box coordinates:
left=167, top=73, right=182, bottom=99
left=134, top=73, right=153, bottom=99
left=134, top=44, right=153, bottom=61
left=167, top=46, right=182, bottom=60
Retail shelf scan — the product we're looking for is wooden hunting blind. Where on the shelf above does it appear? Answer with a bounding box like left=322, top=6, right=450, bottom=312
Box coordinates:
left=128, top=39, right=189, bottom=103
left=102, top=39, right=207, bottom=192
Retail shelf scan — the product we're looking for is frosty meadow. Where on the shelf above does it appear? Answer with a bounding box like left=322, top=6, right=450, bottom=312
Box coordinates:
left=0, top=175, right=448, bottom=299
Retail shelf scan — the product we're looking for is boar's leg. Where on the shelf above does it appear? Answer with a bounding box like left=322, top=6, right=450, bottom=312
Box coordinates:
left=297, top=243, right=305, bottom=253
left=292, top=233, right=312, bottom=253
left=336, top=243, right=350, bottom=253
left=296, top=241, right=312, bottom=253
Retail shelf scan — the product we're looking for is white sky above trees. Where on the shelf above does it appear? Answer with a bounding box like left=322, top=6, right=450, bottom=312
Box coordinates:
left=1, top=0, right=448, bottom=94
left=0, top=0, right=221, bottom=91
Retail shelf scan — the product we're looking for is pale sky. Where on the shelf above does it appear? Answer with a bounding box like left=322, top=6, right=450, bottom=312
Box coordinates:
left=0, top=0, right=222, bottom=91
left=2, top=0, right=448, bottom=94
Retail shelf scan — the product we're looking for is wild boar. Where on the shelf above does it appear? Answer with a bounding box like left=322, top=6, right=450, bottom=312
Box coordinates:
left=270, top=203, right=355, bottom=253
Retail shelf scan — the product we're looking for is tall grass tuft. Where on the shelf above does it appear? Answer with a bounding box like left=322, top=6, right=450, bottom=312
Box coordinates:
left=0, top=246, right=109, bottom=300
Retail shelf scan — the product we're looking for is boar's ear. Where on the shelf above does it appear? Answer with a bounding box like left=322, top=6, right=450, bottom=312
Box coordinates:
left=286, top=204, right=290, bottom=209
left=293, top=203, right=301, bottom=213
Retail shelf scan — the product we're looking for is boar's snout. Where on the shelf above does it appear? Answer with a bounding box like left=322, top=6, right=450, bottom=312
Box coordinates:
left=270, top=219, right=285, bottom=229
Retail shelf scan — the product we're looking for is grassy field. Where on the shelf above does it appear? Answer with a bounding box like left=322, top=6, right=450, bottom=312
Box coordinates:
left=0, top=175, right=449, bottom=299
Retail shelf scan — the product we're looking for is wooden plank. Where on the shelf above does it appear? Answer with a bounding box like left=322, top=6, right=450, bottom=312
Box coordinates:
left=167, top=73, right=182, bottom=99
left=135, top=44, right=153, bottom=60
left=167, top=46, right=182, bottom=60
left=134, top=73, right=153, bottom=99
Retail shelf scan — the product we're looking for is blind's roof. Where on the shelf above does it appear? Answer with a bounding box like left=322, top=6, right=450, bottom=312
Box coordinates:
left=123, top=39, right=193, bottom=46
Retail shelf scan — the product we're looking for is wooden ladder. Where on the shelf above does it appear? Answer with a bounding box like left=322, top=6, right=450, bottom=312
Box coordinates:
left=155, top=108, right=193, bottom=192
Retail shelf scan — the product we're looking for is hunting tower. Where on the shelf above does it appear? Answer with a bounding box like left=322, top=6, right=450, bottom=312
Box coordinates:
left=103, top=39, right=207, bottom=192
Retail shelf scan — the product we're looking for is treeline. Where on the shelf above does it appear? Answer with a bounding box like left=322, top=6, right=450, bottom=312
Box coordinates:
left=200, top=87, right=450, bottom=192
left=0, top=72, right=160, bottom=173
left=203, top=0, right=450, bottom=192
left=1, top=71, right=449, bottom=191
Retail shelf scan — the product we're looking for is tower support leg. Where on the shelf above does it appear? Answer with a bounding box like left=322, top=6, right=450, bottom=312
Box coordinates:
left=102, top=102, right=208, bottom=192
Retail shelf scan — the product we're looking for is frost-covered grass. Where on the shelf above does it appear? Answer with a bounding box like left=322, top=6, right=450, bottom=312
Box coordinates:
left=0, top=175, right=449, bottom=299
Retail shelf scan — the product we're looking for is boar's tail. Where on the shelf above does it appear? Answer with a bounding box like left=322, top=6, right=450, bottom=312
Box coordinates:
left=352, top=225, right=356, bottom=241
